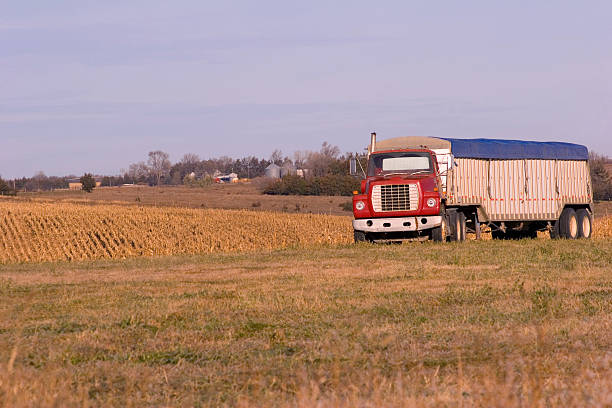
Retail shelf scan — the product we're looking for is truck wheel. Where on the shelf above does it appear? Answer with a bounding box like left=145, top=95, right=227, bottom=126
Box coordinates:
left=458, top=212, right=466, bottom=241
left=559, top=208, right=578, bottom=239
left=576, top=209, right=592, bottom=239
left=354, top=231, right=367, bottom=243
left=449, top=211, right=466, bottom=242
left=431, top=217, right=448, bottom=242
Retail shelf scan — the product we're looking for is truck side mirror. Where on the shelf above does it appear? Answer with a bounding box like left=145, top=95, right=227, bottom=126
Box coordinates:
left=349, top=158, right=357, bottom=176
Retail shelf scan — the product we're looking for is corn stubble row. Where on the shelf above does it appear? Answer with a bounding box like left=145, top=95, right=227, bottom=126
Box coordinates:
left=1, top=201, right=611, bottom=264
left=594, top=215, right=612, bottom=239
left=0, top=202, right=353, bottom=263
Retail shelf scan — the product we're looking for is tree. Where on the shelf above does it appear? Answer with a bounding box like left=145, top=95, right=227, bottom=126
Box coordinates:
left=307, top=142, right=343, bottom=177
left=0, top=177, right=10, bottom=195
left=80, top=173, right=96, bottom=193
left=180, top=153, right=200, bottom=166
left=128, top=161, right=150, bottom=183
left=148, top=151, right=171, bottom=186
left=320, top=141, right=340, bottom=159
left=589, top=152, right=612, bottom=200
left=33, top=171, right=47, bottom=191
left=270, top=150, right=284, bottom=166
left=293, top=151, right=309, bottom=168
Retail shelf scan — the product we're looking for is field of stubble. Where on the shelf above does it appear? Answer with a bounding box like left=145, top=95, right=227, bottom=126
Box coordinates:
left=1, top=237, right=612, bottom=407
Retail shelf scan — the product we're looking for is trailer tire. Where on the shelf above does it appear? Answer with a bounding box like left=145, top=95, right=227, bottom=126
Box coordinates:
left=354, top=231, right=367, bottom=243
left=576, top=209, right=592, bottom=239
left=559, top=208, right=578, bottom=239
left=431, top=217, right=448, bottom=242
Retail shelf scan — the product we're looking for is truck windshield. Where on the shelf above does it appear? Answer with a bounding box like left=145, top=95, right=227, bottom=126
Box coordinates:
left=367, top=152, right=433, bottom=177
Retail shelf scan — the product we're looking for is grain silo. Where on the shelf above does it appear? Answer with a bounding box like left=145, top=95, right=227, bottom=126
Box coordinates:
left=265, top=163, right=281, bottom=178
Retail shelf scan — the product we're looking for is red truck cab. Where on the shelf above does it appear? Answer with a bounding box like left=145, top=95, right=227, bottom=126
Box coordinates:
left=352, top=144, right=448, bottom=242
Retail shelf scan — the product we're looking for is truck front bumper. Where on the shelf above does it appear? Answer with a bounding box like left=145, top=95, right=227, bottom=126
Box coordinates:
left=353, top=216, right=442, bottom=233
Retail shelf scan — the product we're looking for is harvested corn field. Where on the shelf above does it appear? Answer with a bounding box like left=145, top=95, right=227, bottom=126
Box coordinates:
left=0, top=201, right=352, bottom=263
left=1, top=200, right=611, bottom=264
left=594, top=213, right=612, bottom=238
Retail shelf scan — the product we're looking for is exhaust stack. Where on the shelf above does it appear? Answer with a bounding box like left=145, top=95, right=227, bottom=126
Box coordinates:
left=370, top=132, right=377, bottom=154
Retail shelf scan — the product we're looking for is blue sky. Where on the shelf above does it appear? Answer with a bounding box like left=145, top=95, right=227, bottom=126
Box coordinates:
left=1, top=1, right=611, bottom=178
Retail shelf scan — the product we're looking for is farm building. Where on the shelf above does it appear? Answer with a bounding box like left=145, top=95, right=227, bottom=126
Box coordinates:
left=265, top=163, right=281, bottom=179
left=215, top=173, right=239, bottom=183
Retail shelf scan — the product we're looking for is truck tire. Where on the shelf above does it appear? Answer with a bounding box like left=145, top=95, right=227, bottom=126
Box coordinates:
left=559, top=208, right=578, bottom=239
left=449, top=211, right=466, bottom=242
left=458, top=212, right=466, bottom=241
left=576, top=209, right=592, bottom=239
left=354, top=231, right=367, bottom=243
left=431, top=216, right=448, bottom=242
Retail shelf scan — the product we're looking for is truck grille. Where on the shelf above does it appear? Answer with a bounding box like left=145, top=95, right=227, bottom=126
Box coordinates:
left=371, top=184, right=419, bottom=212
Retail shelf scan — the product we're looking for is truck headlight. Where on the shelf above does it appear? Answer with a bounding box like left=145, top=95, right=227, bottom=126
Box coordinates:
left=355, top=201, right=366, bottom=211
left=427, top=198, right=436, bottom=208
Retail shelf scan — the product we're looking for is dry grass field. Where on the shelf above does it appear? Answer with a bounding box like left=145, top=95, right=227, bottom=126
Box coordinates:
left=1, top=240, right=612, bottom=407
left=1, top=194, right=612, bottom=406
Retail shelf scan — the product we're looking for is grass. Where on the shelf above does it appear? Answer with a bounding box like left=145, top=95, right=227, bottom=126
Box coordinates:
left=1, top=238, right=612, bottom=406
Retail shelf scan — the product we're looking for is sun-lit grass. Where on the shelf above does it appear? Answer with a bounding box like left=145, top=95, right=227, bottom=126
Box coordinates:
left=1, top=239, right=611, bottom=407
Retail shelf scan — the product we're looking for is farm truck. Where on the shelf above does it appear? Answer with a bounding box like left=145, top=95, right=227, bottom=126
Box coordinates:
left=350, top=133, right=593, bottom=243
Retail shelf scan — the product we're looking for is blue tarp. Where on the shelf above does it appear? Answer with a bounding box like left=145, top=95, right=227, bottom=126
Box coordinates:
left=441, top=138, right=588, bottom=160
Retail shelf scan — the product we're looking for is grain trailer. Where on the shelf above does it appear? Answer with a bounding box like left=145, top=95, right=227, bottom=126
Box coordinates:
left=350, top=134, right=593, bottom=242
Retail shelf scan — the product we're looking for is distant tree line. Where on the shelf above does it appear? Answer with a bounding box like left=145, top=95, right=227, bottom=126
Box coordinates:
left=263, top=175, right=360, bottom=196
left=122, top=153, right=272, bottom=186
left=121, top=142, right=355, bottom=188
left=9, top=172, right=70, bottom=192
left=4, top=146, right=611, bottom=200
left=262, top=142, right=361, bottom=196
left=2, top=141, right=355, bottom=193
left=0, top=177, right=15, bottom=196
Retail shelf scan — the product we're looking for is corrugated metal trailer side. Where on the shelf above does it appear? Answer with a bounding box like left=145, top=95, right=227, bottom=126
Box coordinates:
left=447, top=158, right=591, bottom=222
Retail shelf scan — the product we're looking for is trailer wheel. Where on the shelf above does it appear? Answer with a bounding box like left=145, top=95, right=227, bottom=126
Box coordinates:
left=354, top=231, right=367, bottom=243
left=431, top=217, right=448, bottom=242
left=576, top=209, right=592, bottom=239
left=559, top=208, right=578, bottom=239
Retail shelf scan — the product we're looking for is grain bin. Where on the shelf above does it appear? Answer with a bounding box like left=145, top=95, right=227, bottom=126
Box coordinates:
left=265, top=163, right=281, bottom=179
